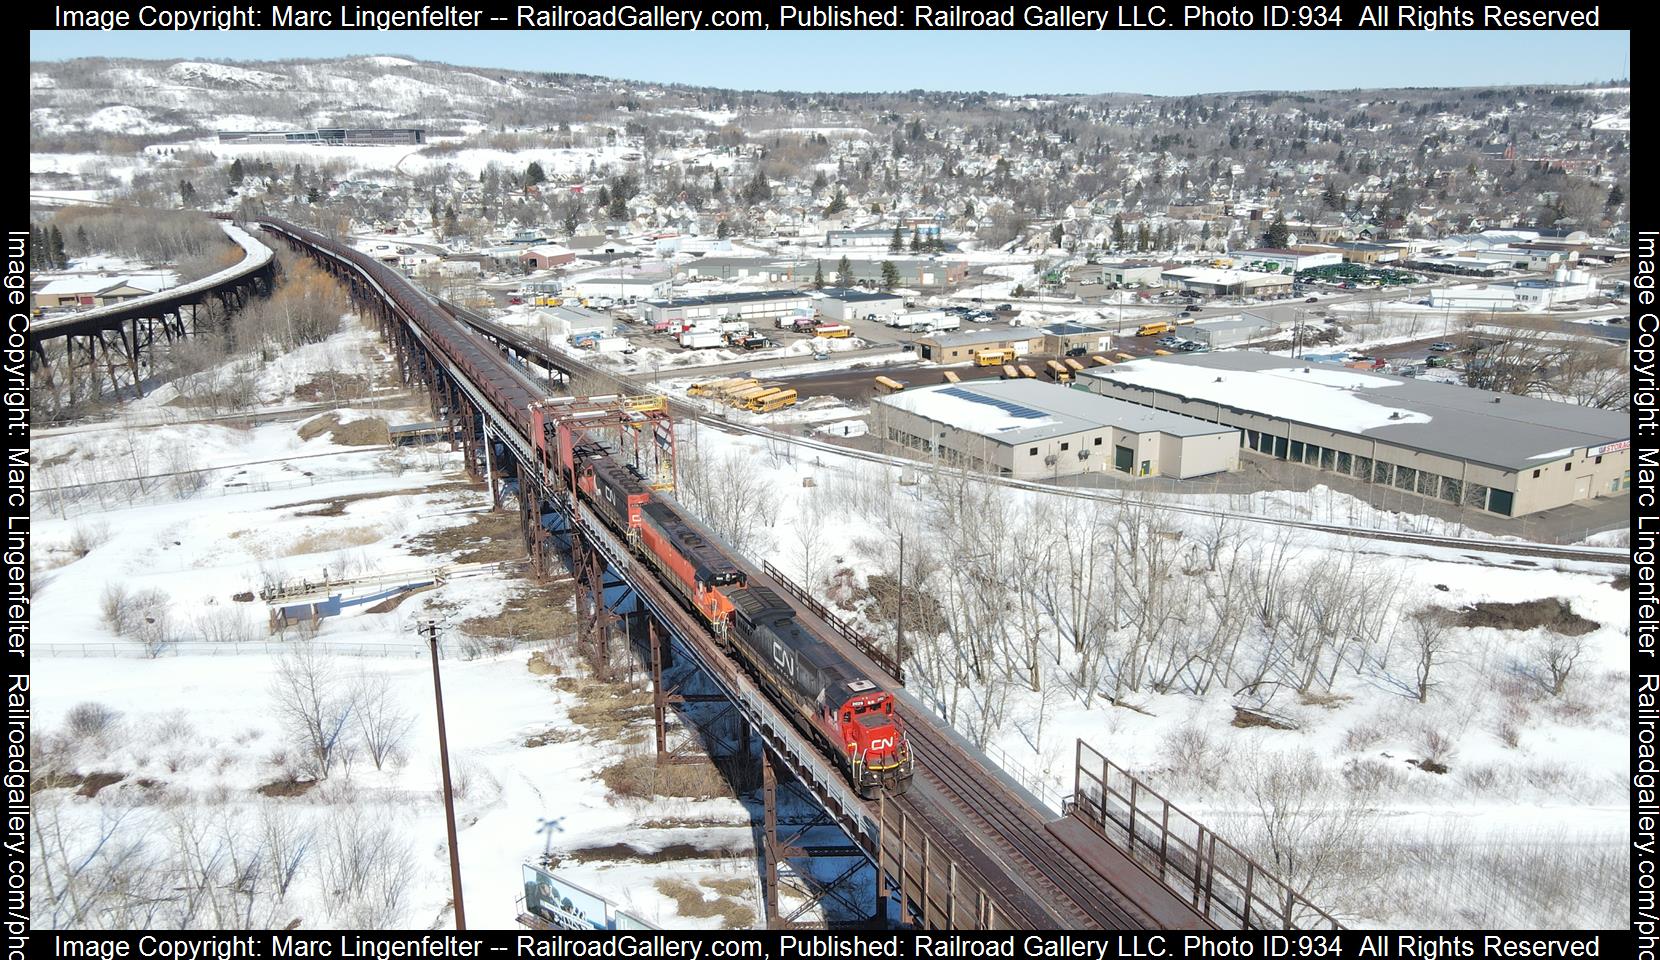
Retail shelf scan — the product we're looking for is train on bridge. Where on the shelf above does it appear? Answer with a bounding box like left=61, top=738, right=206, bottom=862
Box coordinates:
left=257, top=216, right=913, bottom=799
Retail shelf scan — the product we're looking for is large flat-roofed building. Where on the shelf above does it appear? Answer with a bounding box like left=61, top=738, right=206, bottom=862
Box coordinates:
left=1189, top=313, right=1278, bottom=348
left=875, top=379, right=1240, bottom=481
left=1233, top=248, right=1344, bottom=273
left=1080, top=353, right=1631, bottom=517
left=642, top=290, right=815, bottom=328
left=815, top=288, right=904, bottom=322
left=1162, top=266, right=1294, bottom=297
left=218, top=128, right=425, bottom=145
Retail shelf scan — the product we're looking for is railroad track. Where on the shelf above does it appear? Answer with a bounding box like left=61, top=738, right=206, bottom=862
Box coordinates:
left=448, top=304, right=1624, bottom=568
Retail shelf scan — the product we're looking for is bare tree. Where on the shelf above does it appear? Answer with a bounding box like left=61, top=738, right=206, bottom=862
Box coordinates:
left=1405, top=608, right=1454, bottom=704
left=352, top=670, right=414, bottom=771
left=269, top=643, right=354, bottom=779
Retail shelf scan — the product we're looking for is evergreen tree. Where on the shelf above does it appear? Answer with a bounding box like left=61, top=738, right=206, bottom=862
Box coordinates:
left=74, top=225, right=88, bottom=254
left=49, top=226, right=67, bottom=268
left=813, top=261, right=825, bottom=290
left=962, top=200, right=974, bottom=220
left=1013, top=284, right=1026, bottom=298
left=594, top=185, right=611, bottom=211
left=443, top=204, right=459, bottom=238
left=1049, top=224, right=1063, bottom=247
left=1607, top=185, right=1625, bottom=210
left=716, top=220, right=730, bottom=239
left=823, top=189, right=846, bottom=217
left=564, top=210, right=579, bottom=236
left=1136, top=224, right=1151, bottom=252
left=525, top=161, right=546, bottom=186
left=879, top=260, right=900, bottom=290
left=228, top=158, right=245, bottom=185
left=608, top=192, right=629, bottom=221
left=910, top=228, right=922, bottom=253
left=1264, top=214, right=1290, bottom=249
left=811, top=170, right=828, bottom=192
left=178, top=180, right=197, bottom=206
left=306, top=184, right=322, bottom=205
left=742, top=169, right=771, bottom=205
left=1111, top=213, right=1126, bottom=249
left=889, top=226, right=904, bottom=253
left=836, top=256, right=853, bottom=288
left=712, top=170, right=723, bottom=196
left=1323, top=183, right=1343, bottom=210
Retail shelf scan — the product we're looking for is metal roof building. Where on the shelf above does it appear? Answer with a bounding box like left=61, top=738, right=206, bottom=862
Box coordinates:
left=1080, top=353, right=1630, bottom=517
left=874, top=378, right=1239, bottom=480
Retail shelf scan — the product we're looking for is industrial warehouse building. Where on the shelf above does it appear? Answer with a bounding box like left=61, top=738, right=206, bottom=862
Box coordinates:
left=815, top=288, right=905, bottom=322
left=914, top=329, right=1035, bottom=364
left=1161, top=266, right=1294, bottom=297
left=1080, top=353, right=1631, bottom=518
left=217, top=128, right=425, bottom=145
left=1188, top=314, right=1278, bottom=348
left=642, top=290, right=816, bottom=329
left=875, top=379, right=1240, bottom=481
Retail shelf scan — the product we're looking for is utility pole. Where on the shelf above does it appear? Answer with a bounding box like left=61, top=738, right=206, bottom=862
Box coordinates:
left=895, top=531, right=905, bottom=676
left=425, top=620, right=467, bottom=930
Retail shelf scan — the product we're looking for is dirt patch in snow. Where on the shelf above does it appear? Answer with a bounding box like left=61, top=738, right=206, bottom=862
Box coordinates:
left=77, top=772, right=126, bottom=797
left=257, top=776, right=317, bottom=798
left=651, top=877, right=755, bottom=927
left=564, top=842, right=737, bottom=864
left=296, top=413, right=390, bottom=446
left=461, top=585, right=575, bottom=641
left=1452, top=598, right=1598, bottom=635
left=293, top=372, right=372, bottom=404
left=406, top=508, right=525, bottom=564
left=284, top=482, right=472, bottom=517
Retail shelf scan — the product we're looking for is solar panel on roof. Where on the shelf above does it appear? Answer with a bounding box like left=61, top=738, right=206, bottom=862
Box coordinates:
left=939, top=386, right=1050, bottom=421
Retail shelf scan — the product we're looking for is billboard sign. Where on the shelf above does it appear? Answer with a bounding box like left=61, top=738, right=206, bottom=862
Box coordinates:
left=521, top=864, right=608, bottom=930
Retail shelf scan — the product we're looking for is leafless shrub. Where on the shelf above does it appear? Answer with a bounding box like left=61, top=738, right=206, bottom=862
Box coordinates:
left=1238, top=749, right=1378, bottom=905
left=1341, top=717, right=1386, bottom=753
left=1342, top=758, right=1405, bottom=795
left=67, top=522, right=110, bottom=559
left=1527, top=629, right=1587, bottom=697
left=1162, top=721, right=1222, bottom=783
left=65, top=702, right=121, bottom=742
left=100, top=583, right=134, bottom=635
left=319, top=805, right=417, bottom=928
left=257, top=801, right=312, bottom=900
left=1416, top=726, right=1458, bottom=771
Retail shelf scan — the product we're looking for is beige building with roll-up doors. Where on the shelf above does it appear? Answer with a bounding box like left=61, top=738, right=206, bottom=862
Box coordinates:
left=1079, top=353, right=1631, bottom=518
left=874, top=378, right=1239, bottom=480
left=914, top=329, right=1035, bottom=364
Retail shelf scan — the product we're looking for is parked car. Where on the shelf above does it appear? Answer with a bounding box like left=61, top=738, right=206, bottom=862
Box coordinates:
left=813, top=351, right=830, bottom=360
left=901, top=343, right=915, bottom=352
left=1429, top=342, right=1455, bottom=352
left=996, top=303, right=1013, bottom=311
left=1305, top=296, right=1319, bottom=303
left=1065, top=346, right=1088, bottom=357
left=1177, top=341, right=1203, bottom=352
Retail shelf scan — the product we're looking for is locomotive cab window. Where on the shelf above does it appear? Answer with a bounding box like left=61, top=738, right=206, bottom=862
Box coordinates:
left=842, top=712, right=852, bottom=723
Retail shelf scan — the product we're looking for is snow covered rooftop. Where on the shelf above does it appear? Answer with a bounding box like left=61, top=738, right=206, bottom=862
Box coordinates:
left=1082, top=353, right=1628, bottom=471
left=878, top=378, right=1235, bottom=445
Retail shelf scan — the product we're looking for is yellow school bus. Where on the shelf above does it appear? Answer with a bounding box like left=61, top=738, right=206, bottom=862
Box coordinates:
left=1017, top=364, right=1038, bottom=378
left=750, top=388, right=798, bottom=412
left=874, top=376, right=906, bottom=394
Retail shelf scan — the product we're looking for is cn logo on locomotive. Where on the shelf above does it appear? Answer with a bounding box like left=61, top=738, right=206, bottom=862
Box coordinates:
left=772, top=641, right=797, bottom=676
